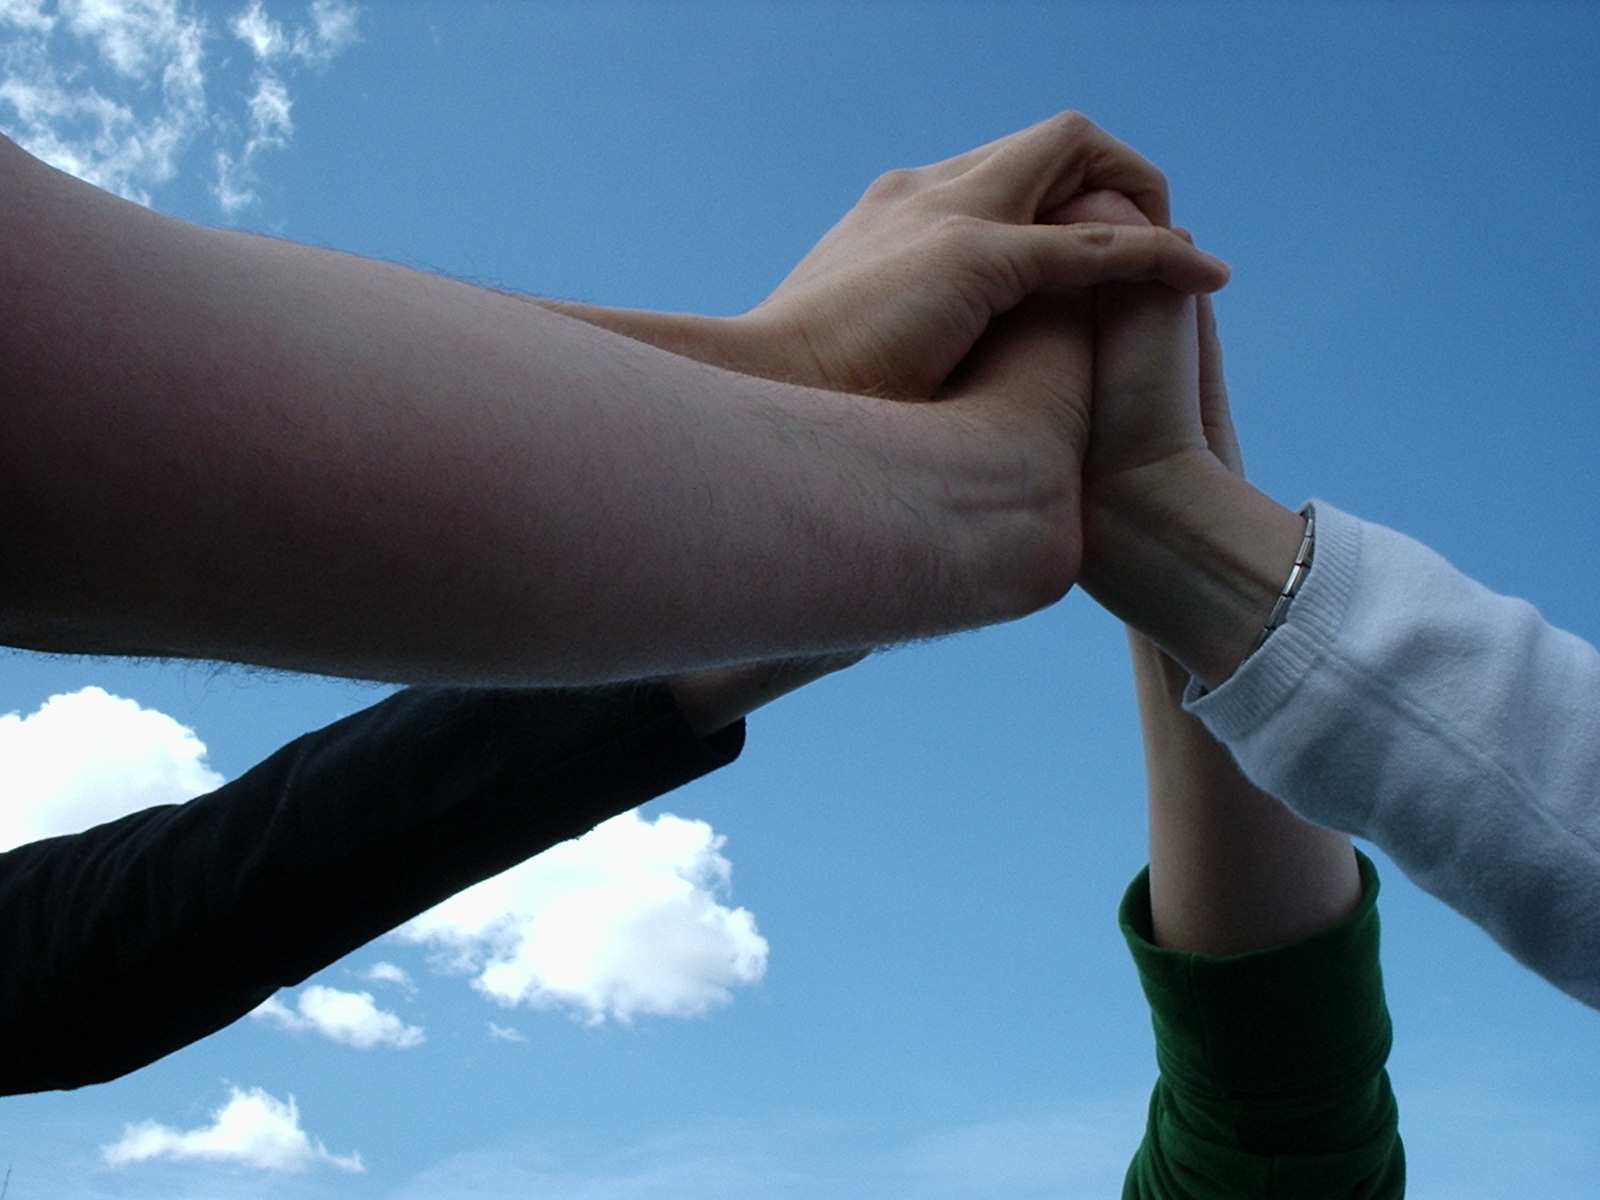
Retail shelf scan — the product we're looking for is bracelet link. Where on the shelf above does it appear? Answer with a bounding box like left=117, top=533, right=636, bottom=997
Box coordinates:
left=1246, top=503, right=1316, bottom=661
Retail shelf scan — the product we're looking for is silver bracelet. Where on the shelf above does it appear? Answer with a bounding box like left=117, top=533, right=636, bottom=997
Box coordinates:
left=1246, top=503, right=1316, bottom=660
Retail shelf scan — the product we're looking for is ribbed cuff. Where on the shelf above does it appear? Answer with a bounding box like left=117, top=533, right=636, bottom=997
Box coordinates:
left=1185, top=500, right=1364, bottom=741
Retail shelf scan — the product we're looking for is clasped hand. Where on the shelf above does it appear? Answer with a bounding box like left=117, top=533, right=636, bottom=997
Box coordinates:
left=545, top=112, right=1251, bottom=726
left=551, top=109, right=1232, bottom=589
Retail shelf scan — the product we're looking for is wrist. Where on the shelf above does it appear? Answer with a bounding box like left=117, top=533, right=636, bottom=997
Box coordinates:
left=1082, top=450, right=1305, bottom=689
left=528, top=300, right=784, bottom=381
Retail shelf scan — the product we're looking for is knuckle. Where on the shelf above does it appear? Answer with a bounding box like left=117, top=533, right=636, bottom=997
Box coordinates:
left=928, top=212, right=984, bottom=245
left=863, top=166, right=921, bottom=203
left=1046, top=110, right=1095, bottom=140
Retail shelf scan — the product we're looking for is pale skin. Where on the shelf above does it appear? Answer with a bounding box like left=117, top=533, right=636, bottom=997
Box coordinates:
left=673, top=175, right=1322, bottom=737
left=985, top=184, right=1358, bottom=947
left=694, top=173, right=1360, bottom=945
left=0, top=113, right=1226, bottom=694
left=1077, top=278, right=1309, bottom=692
left=677, top=211, right=1360, bottom=946
left=1097, top=275, right=1360, bottom=951
left=672, top=181, right=1325, bottom=748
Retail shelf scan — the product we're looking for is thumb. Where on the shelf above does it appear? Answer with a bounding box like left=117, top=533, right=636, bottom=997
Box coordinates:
left=1196, top=292, right=1245, bottom=475
left=947, top=291, right=1095, bottom=453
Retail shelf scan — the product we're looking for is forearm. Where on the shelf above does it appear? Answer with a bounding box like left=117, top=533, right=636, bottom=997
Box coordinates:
left=0, top=139, right=1056, bottom=683
left=0, top=683, right=742, bottom=1094
left=528, top=299, right=811, bottom=391
left=1130, top=632, right=1360, bottom=956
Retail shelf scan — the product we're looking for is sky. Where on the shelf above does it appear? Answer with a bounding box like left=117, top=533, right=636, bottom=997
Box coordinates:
left=1, top=1, right=1598, bottom=1196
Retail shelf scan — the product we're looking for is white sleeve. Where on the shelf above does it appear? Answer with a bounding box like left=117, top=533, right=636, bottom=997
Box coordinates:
left=1186, top=501, right=1600, bottom=1009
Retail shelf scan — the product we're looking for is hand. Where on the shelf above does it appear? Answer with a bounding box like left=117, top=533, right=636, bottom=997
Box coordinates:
left=535, top=112, right=1228, bottom=400
left=1104, top=289, right=1361, bottom=957
left=662, top=283, right=1104, bottom=732
left=738, top=112, right=1228, bottom=398
left=1077, top=271, right=1306, bottom=687
left=1194, top=293, right=1245, bottom=477
left=542, top=117, right=1230, bottom=726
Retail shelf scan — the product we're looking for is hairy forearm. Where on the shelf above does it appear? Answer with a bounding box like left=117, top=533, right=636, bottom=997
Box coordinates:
left=0, top=140, right=1064, bottom=683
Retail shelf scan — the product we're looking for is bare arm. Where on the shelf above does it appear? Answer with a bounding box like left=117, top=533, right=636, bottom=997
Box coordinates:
left=1133, top=630, right=1360, bottom=953
left=1094, top=267, right=1359, bottom=949
left=1109, top=284, right=1404, bottom=1199
left=1077, top=287, right=1307, bottom=691
left=0, top=117, right=1224, bottom=686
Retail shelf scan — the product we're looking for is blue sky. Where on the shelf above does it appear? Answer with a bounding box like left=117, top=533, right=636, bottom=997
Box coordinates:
left=2, top=1, right=1598, bottom=1196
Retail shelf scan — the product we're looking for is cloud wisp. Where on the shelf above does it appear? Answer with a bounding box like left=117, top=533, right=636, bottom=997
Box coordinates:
left=0, top=0, right=359, bottom=211
left=0, top=686, right=223, bottom=852
left=102, top=1085, right=364, bottom=1173
left=399, top=811, right=769, bottom=1026
left=359, top=959, right=417, bottom=992
left=215, top=0, right=358, bottom=211
left=253, top=984, right=425, bottom=1049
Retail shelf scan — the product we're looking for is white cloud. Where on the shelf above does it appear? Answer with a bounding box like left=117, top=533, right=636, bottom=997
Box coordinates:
left=0, top=686, right=223, bottom=852
left=102, top=1085, right=364, bottom=1173
left=0, top=2, right=56, bottom=36
left=229, top=0, right=354, bottom=66
left=399, top=811, right=769, bottom=1026
left=62, top=0, right=202, bottom=79
left=0, top=0, right=359, bottom=210
left=306, top=0, right=355, bottom=57
left=215, top=0, right=357, bottom=210
left=486, top=1022, right=527, bottom=1043
left=253, top=984, right=424, bottom=1049
left=244, top=68, right=289, bottom=140
left=0, top=0, right=208, bottom=203
left=360, top=960, right=415, bottom=991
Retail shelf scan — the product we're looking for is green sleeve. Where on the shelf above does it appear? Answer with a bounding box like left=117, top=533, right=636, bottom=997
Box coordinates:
left=1120, top=852, right=1404, bottom=1200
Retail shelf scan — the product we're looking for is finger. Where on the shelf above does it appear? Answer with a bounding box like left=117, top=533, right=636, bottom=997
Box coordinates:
left=855, top=123, right=1062, bottom=201
left=961, top=112, right=1172, bottom=226
left=1196, top=293, right=1245, bottom=475
left=1042, top=188, right=1150, bottom=228
left=998, top=222, right=1231, bottom=296
left=882, top=115, right=1089, bottom=188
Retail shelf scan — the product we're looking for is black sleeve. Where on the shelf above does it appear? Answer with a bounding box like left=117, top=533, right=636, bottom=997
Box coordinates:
left=0, top=683, right=743, bottom=1095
